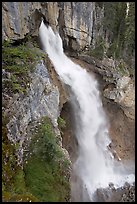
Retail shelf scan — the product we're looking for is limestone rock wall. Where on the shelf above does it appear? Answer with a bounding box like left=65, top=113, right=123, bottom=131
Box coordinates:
left=2, top=1, right=134, bottom=147
left=74, top=54, right=135, bottom=120
left=3, top=58, right=68, bottom=164
left=2, top=2, right=135, bottom=61
left=2, top=2, right=41, bottom=40
left=2, top=2, right=95, bottom=50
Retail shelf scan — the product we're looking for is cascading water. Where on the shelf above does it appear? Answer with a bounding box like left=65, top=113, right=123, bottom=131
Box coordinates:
left=39, top=20, right=135, bottom=201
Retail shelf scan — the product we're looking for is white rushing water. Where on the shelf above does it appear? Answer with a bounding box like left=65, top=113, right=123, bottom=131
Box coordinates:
left=39, top=21, right=135, bottom=201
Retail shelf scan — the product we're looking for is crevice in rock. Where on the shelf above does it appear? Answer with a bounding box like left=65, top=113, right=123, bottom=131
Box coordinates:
left=67, top=35, right=80, bottom=52
left=65, top=26, right=90, bottom=35
left=57, top=6, right=67, bottom=50
left=28, top=9, right=48, bottom=35
left=59, top=101, right=78, bottom=163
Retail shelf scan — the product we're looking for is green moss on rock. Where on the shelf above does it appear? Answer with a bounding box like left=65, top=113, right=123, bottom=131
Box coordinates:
left=23, top=116, right=70, bottom=202
left=2, top=40, right=44, bottom=95
left=2, top=113, right=70, bottom=202
left=2, top=37, right=70, bottom=202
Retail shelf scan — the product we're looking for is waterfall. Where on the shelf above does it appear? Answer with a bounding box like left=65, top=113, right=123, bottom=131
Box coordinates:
left=39, top=20, right=135, bottom=201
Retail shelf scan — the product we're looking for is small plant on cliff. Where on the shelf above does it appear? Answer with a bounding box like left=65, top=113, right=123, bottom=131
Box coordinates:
left=57, top=116, right=66, bottom=136
left=57, top=116, right=66, bottom=129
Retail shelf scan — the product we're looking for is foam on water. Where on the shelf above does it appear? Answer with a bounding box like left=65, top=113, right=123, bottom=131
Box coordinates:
left=39, top=20, right=135, bottom=201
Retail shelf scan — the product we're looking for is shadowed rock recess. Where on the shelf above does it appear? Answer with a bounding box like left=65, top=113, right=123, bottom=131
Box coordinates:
left=2, top=2, right=134, bottom=202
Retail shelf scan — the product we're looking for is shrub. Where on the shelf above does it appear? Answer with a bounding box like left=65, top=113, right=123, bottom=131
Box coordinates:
left=57, top=116, right=66, bottom=129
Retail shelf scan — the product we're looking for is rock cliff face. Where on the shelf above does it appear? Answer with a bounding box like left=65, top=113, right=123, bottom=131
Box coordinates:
left=2, top=2, right=135, bottom=202
left=2, top=42, right=70, bottom=201
left=2, top=2, right=135, bottom=62
left=73, top=54, right=135, bottom=120
left=2, top=2, right=94, bottom=50
left=5, top=60, right=60, bottom=163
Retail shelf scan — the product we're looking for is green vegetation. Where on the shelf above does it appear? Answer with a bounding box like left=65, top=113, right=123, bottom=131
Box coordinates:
left=90, top=36, right=106, bottom=60
left=2, top=115, right=70, bottom=202
left=116, top=60, right=129, bottom=76
left=57, top=116, right=67, bottom=137
left=103, top=2, right=127, bottom=59
left=90, top=2, right=135, bottom=75
left=103, top=2, right=134, bottom=63
left=27, top=117, right=64, bottom=163
left=2, top=40, right=44, bottom=95
left=103, top=2, right=135, bottom=72
left=24, top=157, right=70, bottom=202
left=2, top=114, right=38, bottom=202
left=24, top=116, right=70, bottom=202
left=2, top=37, right=70, bottom=202
left=58, top=116, right=66, bottom=129
left=124, top=2, right=135, bottom=68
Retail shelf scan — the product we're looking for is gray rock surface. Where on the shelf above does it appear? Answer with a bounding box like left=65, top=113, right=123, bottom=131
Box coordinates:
left=75, top=54, right=135, bottom=120
left=2, top=2, right=95, bottom=50
left=94, top=183, right=135, bottom=202
left=6, top=60, right=61, bottom=164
